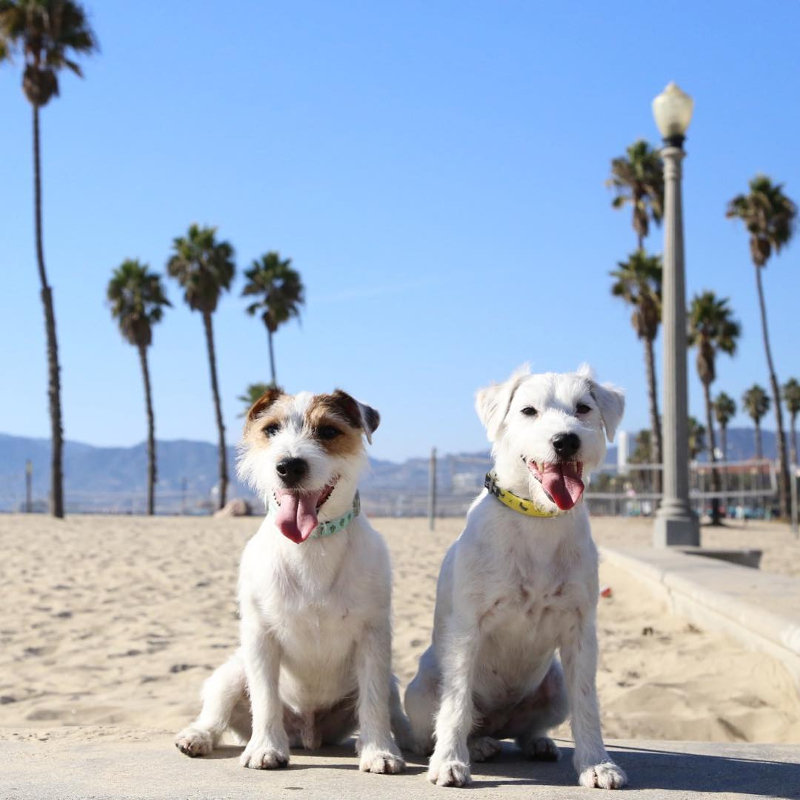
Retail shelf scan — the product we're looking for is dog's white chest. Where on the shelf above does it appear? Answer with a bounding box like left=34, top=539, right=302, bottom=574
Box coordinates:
left=480, top=566, right=587, bottom=638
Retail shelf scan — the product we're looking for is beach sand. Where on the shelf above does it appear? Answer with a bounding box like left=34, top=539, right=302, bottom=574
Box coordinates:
left=0, top=513, right=798, bottom=745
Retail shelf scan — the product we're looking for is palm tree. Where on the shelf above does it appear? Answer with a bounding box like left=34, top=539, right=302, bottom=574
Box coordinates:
left=713, top=392, right=736, bottom=463
left=742, top=385, right=770, bottom=461
left=107, top=261, right=170, bottom=515
left=607, top=140, right=664, bottom=249
left=782, top=378, right=800, bottom=467
left=0, top=0, right=98, bottom=517
left=727, top=175, right=797, bottom=517
left=688, top=291, right=741, bottom=524
left=713, top=391, right=737, bottom=507
left=628, top=429, right=654, bottom=495
left=688, top=417, right=705, bottom=461
left=241, top=252, right=305, bottom=386
left=237, top=382, right=275, bottom=417
left=610, top=250, right=662, bottom=487
left=629, top=430, right=652, bottom=465
left=167, top=224, right=235, bottom=510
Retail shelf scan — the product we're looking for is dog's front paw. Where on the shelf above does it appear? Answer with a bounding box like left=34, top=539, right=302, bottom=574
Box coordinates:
left=428, top=756, right=471, bottom=787
left=175, top=726, right=213, bottom=758
left=578, top=761, right=627, bottom=789
left=469, top=736, right=501, bottom=762
left=240, top=737, right=290, bottom=770
left=359, top=744, right=405, bottom=774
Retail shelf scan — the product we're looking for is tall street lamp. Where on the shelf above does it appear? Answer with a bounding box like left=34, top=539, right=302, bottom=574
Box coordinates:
left=652, top=82, right=700, bottom=546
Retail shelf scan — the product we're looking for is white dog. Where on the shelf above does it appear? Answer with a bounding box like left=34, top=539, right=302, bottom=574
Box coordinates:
left=175, top=388, right=408, bottom=774
left=404, top=365, right=627, bottom=789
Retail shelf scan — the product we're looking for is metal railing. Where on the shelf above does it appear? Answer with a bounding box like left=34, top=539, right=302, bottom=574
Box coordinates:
left=5, top=454, right=793, bottom=531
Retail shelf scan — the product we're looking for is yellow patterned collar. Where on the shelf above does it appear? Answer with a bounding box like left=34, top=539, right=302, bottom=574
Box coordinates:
left=484, top=472, right=560, bottom=518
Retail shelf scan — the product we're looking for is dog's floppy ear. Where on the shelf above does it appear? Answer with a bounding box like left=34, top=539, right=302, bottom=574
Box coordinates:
left=578, top=365, right=625, bottom=442
left=246, top=386, right=284, bottom=425
left=330, top=389, right=380, bottom=444
left=475, top=364, right=530, bottom=442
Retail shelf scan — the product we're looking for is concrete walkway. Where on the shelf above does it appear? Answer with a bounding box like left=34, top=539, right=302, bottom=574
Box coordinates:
left=1, top=734, right=799, bottom=800
left=599, top=545, right=800, bottom=687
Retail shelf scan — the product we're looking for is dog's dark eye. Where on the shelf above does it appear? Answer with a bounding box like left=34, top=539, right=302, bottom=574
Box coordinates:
left=316, top=425, right=342, bottom=441
left=263, top=423, right=281, bottom=437
left=576, top=403, right=592, bottom=415
left=521, top=406, right=537, bottom=417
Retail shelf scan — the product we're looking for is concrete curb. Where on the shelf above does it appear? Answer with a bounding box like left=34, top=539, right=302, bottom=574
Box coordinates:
left=1, top=733, right=799, bottom=800
left=599, top=545, right=800, bottom=687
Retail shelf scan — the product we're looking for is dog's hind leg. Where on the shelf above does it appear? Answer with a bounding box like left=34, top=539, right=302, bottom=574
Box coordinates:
left=468, top=736, right=502, bottom=762
left=389, top=675, right=416, bottom=752
left=403, top=646, right=439, bottom=755
left=514, top=660, right=569, bottom=762
left=176, top=650, right=247, bottom=757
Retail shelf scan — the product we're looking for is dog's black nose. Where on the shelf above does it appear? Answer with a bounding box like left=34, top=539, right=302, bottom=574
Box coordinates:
left=552, top=433, right=580, bottom=459
left=276, top=457, right=308, bottom=486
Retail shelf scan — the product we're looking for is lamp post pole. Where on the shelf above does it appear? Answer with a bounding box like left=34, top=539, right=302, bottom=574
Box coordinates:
left=652, top=83, right=700, bottom=547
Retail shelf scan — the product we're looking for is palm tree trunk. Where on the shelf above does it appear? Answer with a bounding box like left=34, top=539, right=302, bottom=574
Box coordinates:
left=754, top=265, right=790, bottom=517
left=202, top=310, right=228, bottom=509
left=33, top=104, right=64, bottom=518
left=791, top=413, right=798, bottom=516
left=720, top=423, right=729, bottom=506
left=267, top=327, right=277, bottom=386
left=138, top=344, right=156, bottom=515
left=755, top=419, right=763, bottom=461
left=702, top=380, right=721, bottom=525
left=644, top=336, right=663, bottom=494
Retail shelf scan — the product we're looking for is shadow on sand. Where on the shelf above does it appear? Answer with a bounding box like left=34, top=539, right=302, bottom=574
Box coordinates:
left=196, top=739, right=800, bottom=797
left=473, top=743, right=799, bottom=797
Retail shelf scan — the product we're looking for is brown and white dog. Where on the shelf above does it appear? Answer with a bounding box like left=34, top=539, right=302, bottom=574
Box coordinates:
left=405, top=365, right=627, bottom=789
left=175, top=388, right=408, bottom=773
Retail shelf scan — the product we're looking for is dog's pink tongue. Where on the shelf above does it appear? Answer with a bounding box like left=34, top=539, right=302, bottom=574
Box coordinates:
left=540, top=463, right=584, bottom=511
left=275, top=491, right=320, bottom=543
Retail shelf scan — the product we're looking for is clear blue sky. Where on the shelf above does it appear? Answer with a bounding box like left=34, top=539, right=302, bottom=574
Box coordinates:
left=2, top=0, right=798, bottom=463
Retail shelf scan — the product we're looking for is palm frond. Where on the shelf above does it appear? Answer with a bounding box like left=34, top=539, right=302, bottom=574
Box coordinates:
left=0, top=0, right=97, bottom=105
left=107, top=259, right=170, bottom=348
left=713, top=392, right=736, bottom=427
left=167, top=224, right=236, bottom=314
left=241, top=251, right=305, bottom=335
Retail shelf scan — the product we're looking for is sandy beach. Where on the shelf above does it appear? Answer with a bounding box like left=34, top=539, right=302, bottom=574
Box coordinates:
left=0, top=512, right=798, bottom=746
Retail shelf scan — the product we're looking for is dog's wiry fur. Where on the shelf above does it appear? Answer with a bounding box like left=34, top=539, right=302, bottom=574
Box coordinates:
left=175, top=388, right=409, bottom=774
left=404, top=365, right=627, bottom=789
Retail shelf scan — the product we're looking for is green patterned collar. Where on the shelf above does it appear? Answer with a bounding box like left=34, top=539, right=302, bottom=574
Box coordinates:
left=269, top=492, right=361, bottom=539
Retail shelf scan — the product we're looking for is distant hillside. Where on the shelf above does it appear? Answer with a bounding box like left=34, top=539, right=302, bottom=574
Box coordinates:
left=0, top=427, right=779, bottom=513
left=0, top=434, right=252, bottom=514
left=708, top=427, right=780, bottom=463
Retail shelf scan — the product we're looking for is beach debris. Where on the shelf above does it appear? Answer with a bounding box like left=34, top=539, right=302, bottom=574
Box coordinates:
left=600, top=585, right=613, bottom=598
left=213, top=498, right=252, bottom=518
left=641, top=626, right=654, bottom=636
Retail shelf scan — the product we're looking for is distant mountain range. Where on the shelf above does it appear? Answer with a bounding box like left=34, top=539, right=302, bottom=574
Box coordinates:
left=0, top=428, right=781, bottom=514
